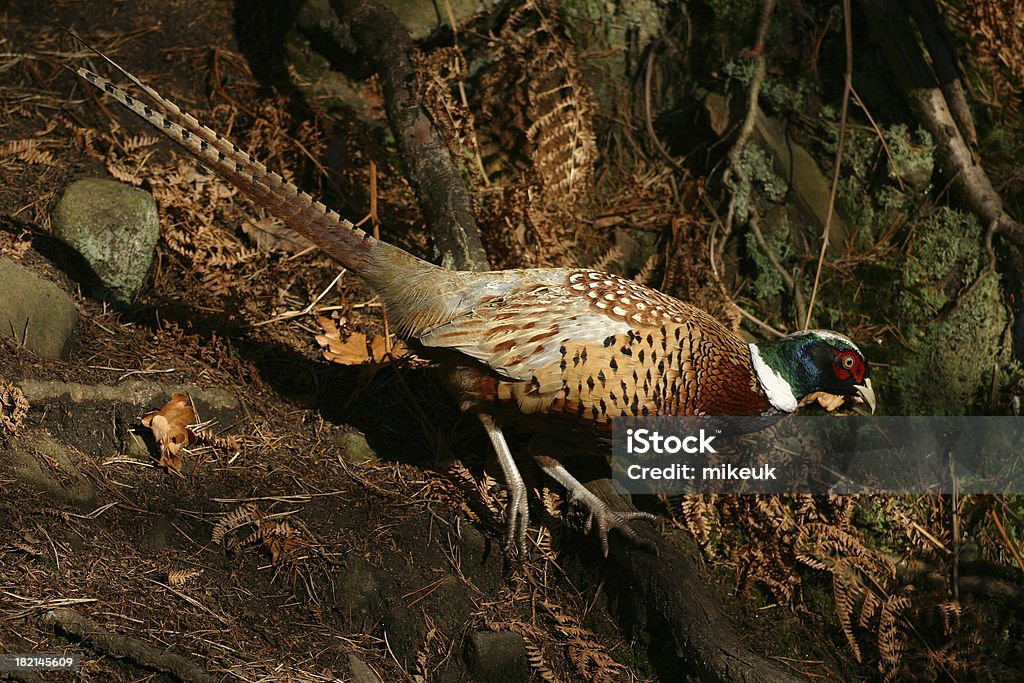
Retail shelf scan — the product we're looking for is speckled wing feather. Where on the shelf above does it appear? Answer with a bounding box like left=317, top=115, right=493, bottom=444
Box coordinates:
left=422, top=270, right=771, bottom=425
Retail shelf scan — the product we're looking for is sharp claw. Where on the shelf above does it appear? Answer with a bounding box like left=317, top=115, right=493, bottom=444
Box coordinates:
left=582, top=505, right=658, bottom=556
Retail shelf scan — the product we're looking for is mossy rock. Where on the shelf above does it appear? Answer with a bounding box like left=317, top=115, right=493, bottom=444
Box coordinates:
left=889, top=208, right=1008, bottom=415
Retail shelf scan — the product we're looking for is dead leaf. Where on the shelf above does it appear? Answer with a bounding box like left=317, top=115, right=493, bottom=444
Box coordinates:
left=320, top=330, right=370, bottom=365
left=141, top=393, right=197, bottom=473
left=315, top=315, right=422, bottom=366
left=1, top=382, right=29, bottom=436
left=369, top=332, right=389, bottom=362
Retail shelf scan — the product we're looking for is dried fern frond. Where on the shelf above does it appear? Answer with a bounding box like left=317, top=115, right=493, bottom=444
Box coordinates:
left=212, top=503, right=264, bottom=545
left=480, top=0, right=596, bottom=205
left=944, top=0, right=1024, bottom=118
left=0, top=382, right=29, bottom=437
left=878, top=591, right=912, bottom=680
left=167, top=568, right=203, bottom=588
left=473, top=0, right=599, bottom=268
left=541, top=599, right=626, bottom=682
left=0, top=138, right=56, bottom=166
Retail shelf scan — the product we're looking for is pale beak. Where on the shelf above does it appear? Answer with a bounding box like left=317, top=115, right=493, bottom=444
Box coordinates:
left=854, top=378, right=876, bottom=414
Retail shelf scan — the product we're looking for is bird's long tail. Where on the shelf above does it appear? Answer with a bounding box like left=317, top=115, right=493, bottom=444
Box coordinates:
left=72, top=54, right=459, bottom=335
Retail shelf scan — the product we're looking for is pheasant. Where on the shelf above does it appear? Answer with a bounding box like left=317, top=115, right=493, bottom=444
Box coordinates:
left=72, top=52, right=876, bottom=556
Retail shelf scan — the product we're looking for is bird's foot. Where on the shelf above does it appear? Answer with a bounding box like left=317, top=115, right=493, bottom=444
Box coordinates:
left=478, top=413, right=530, bottom=557
left=581, top=502, right=658, bottom=557
left=502, top=480, right=530, bottom=557
left=571, top=487, right=659, bottom=557
left=536, top=456, right=658, bottom=557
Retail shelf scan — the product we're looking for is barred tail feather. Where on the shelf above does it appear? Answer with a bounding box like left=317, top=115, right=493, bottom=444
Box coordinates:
left=73, top=65, right=425, bottom=285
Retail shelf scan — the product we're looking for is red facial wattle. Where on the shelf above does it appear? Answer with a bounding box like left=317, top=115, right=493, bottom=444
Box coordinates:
left=833, top=351, right=865, bottom=383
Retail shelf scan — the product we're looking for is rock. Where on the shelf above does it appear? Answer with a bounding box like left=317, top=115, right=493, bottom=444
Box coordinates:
left=7, top=432, right=96, bottom=507
left=347, top=653, right=383, bottom=683
left=52, top=178, right=160, bottom=304
left=333, top=428, right=379, bottom=463
left=464, top=631, right=529, bottom=683
left=383, top=606, right=426, bottom=670
left=0, top=257, right=78, bottom=359
left=754, top=111, right=851, bottom=252
left=145, top=515, right=175, bottom=550
left=333, top=556, right=391, bottom=628
left=457, top=523, right=502, bottom=593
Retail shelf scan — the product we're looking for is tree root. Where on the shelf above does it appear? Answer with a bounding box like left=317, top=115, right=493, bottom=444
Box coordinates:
left=42, top=607, right=214, bottom=683
left=332, top=0, right=489, bottom=272
left=860, top=0, right=1024, bottom=249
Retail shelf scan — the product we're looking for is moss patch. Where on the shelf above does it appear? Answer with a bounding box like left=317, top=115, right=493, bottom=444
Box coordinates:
left=889, top=208, right=1008, bottom=415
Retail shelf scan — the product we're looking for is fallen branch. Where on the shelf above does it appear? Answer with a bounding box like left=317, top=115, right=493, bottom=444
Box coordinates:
left=860, top=0, right=1024, bottom=248
left=332, top=0, right=489, bottom=272
left=42, top=607, right=214, bottom=683
left=590, top=479, right=805, bottom=683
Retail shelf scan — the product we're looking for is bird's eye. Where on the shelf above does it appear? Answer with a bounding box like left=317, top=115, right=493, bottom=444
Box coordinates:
left=842, top=355, right=856, bottom=369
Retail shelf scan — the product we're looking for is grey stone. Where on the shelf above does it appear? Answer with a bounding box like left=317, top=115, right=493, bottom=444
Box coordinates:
left=754, top=111, right=851, bottom=252
left=383, top=606, right=426, bottom=669
left=0, top=257, right=78, bottom=359
left=464, top=631, right=529, bottom=683
left=333, top=429, right=379, bottom=463
left=334, top=556, right=390, bottom=628
left=145, top=515, right=175, bottom=550
left=457, top=522, right=503, bottom=593
left=347, top=653, right=383, bottom=683
left=52, top=178, right=159, bottom=304
left=7, top=432, right=96, bottom=507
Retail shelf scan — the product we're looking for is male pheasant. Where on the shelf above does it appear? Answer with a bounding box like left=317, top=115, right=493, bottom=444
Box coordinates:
left=73, top=54, right=875, bottom=555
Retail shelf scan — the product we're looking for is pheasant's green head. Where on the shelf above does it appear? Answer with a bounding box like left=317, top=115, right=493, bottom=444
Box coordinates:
left=750, top=330, right=875, bottom=414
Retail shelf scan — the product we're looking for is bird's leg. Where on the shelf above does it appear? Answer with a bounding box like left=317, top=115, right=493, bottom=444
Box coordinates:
left=478, top=413, right=529, bottom=555
left=533, top=454, right=658, bottom=557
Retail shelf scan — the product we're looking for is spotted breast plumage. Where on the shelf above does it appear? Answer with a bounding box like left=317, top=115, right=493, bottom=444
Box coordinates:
left=73, top=48, right=876, bottom=556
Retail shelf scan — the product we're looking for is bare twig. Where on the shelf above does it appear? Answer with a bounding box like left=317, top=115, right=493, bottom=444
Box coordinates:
left=804, top=0, right=852, bottom=329
left=722, top=0, right=775, bottom=233
left=860, top=0, right=1024, bottom=248
left=990, top=508, right=1024, bottom=572
left=749, top=212, right=806, bottom=325
left=710, top=0, right=788, bottom=338
left=643, top=41, right=687, bottom=176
